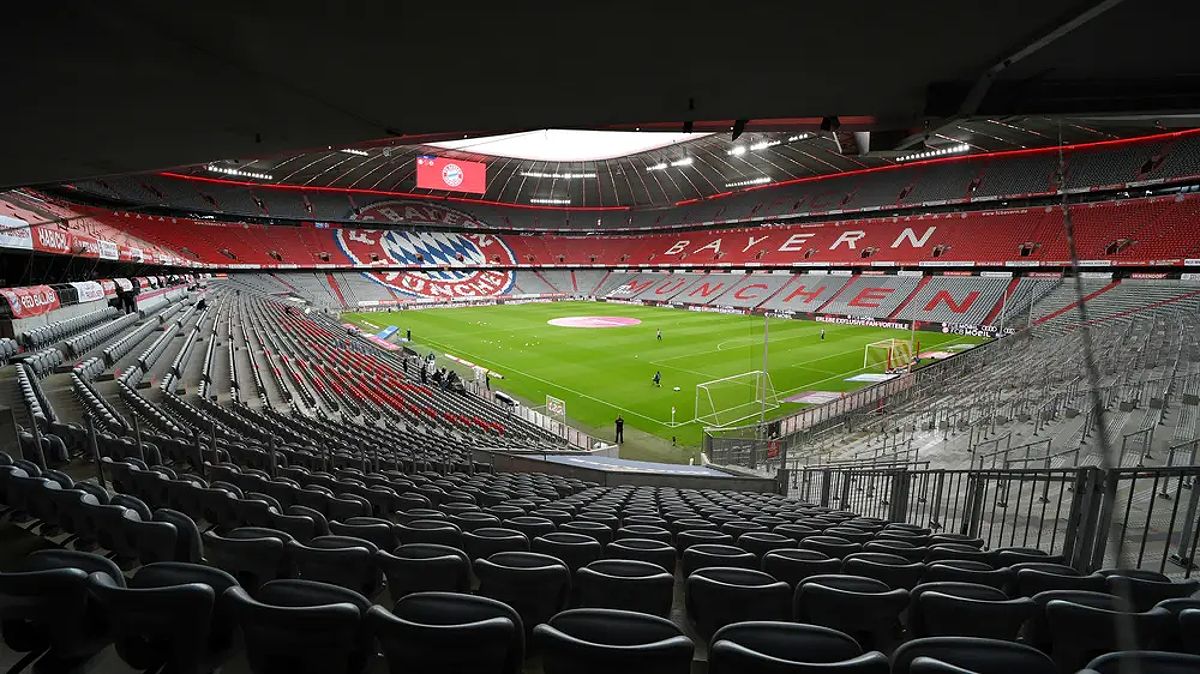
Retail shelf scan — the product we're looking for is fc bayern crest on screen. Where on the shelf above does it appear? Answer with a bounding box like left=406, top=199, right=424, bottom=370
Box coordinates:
left=441, top=163, right=464, bottom=187
left=335, top=225, right=516, bottom=299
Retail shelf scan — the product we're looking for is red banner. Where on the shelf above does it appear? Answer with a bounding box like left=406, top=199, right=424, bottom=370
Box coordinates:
left=0, top=285, right=60, bottom=319
left=416, top=156, right=487, bottom=194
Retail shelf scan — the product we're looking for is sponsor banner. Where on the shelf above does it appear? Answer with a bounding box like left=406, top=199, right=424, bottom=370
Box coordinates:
left=69, top=281, right=106, bottom=304
left=1028, top=271, right=1063, bottom=278
left=919, top=260, right=975, bottom=267
left=942, top=271, right=975, bottom=276
left=33, top=226, right=72, bottom=255
left=415, top=156, right=487, bottom=194
left=816, top=315, right=910, bottom=330
left=0, top=214, right=33, bottom=251
left=1130, top=272, right=1169, bottom=279
left=897, top=270, right=924, bottom=277
left=1182, top=273, right=1200, bottom=281
left=829, top=270, right=854, bottom=276
left=0, top=285, right=60, bottom=318
left=1186, top=259, right=1200, bottom=267
left=100, top=279, right=117, bottom=297
left=937, top=322, right=1010, bottom=338
left=686, top=304, right=748, bottom=315
left=1005, top=260, right=1041, bottom=267
left=98, top=240, right=119, bottom=260
left=1077, top=260, right=1110, bottom=267
left=980, top=271, right=1013, bottom=277
left=1080, top=271, right=1114, bottom=279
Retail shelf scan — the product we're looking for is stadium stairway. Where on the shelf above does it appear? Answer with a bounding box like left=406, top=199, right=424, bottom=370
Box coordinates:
left=886, top=276, right=930, bottom=319
left=1033, top=280, right=1120, bottom=325
left=325, top=272, right=349, bottom=309
left=981, top=277, right=1022, bottom=326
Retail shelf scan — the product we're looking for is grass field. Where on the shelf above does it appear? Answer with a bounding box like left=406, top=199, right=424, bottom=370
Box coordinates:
left=343, top=302, right=986, bottom=462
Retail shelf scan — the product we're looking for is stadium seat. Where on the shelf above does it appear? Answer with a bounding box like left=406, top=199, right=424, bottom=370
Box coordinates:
left=464, top=527, right=531, bottom=561
left=367, top=592, right=524, bottom=674
left=1105, top=573, right=1200, bottom=611
left=794, top=574, right=909, bottom=650
left=533, top=531, right=605, bottom=573
left=606, top=538, right=676, bottom=572
left=226, top=579, right=373, bottom=674
left=762, top=548, right=842, bottom=588
left=475, top=551, right=571, bottom=638
left=685, top=566, right=791, bottom=641
left=374, top=543, right=471, bottom=601
left=534, top=608, right=694, bottom=674
left=682, top=543, right=757, bottom=577
left=575, top=559, right=674, bottom=617
left=1044, top=599, right=1173, bottom=672
left=909, top=581, right=1036, bottom=639
left=841, top=552, right=926, bottom=590
left=737, top=531, right=798, bottom=560
left=800, top=535, right=862, bottom=559
left=708, top=622, right=888, bottom=674
left=87, top=562, right=239, bottom=674
left=891, top=637, right=1057, bottom=674
left=674, top=529, right=733, bottom=553
left=1084, top=650, right=1200, bottom=674
left=0, top=550, right=124, bottom=671
left=202, top=530, right=289, bottom=592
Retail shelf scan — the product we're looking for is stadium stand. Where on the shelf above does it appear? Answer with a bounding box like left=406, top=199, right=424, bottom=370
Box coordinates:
left=65, top=130, right=1200, bottom=230
left=895, top=276, right=1008, bottom=326
left=816, top=275, right=923, bottom=318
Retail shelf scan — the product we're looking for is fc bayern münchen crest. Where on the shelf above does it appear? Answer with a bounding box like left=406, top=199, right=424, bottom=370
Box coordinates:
left=441, top=163, right=464, bottom=187
left=335, top=202, right=516, bottom=299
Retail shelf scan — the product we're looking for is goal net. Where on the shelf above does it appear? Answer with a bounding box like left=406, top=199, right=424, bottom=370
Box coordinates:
left=864, top=338, right=915, bottom=371
left=695, top=370, right=781, bottom=428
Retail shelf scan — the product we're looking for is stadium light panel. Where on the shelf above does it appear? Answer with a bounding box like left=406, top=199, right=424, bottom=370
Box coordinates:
left=529, top=197, right=571, bottom=204
left=670, top=157, right=694, bottom=167
left=206, top=164, right=272, bottom=180
left=338, top=149, right=369, bottom=156
left=519, top=171, right=598, bottom=179
left=897, top=143, right=970, bottom=162
left=727, top=146, right=748, bottom=156
left=725, top=176, right=772, bottom=188
left=787, top=133, right=813, bottom=142
left=749, top=140, right=782, bottom=151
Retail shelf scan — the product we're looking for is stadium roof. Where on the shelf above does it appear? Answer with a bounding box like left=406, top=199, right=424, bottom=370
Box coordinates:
left=161, top=116, right=1192, bottom=208
left=7, top=0, right=1200, bottom=198
left=427, top=130, right=713, bottom=162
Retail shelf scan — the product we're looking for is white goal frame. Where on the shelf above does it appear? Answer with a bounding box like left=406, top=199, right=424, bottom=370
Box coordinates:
left=864, top=338, right=915, bottom=371
left=695, top=370, right=781, bottom=428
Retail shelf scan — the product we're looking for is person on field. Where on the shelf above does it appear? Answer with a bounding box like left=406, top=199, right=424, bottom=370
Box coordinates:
left=656, top=328, right=662, bottom=342
left=820, top=328, right=826, bottom=340
left=653, top=371, right=662, bottom=387
left=615, top=415, right=624, bottom=443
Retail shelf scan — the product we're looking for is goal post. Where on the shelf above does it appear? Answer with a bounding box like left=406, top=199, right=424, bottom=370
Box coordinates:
left=695, top=370, right=781, bottom=428
left=864, top=338, right=915, bottom=371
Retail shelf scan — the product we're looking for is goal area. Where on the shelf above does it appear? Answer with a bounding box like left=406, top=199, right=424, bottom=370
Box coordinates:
left=695, top=370, right=780, bottom=428
left=864, top=338, right=915, bottom=371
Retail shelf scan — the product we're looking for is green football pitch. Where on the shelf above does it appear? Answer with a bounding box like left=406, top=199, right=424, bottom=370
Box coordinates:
left=343, top=301, right=986, bottom=462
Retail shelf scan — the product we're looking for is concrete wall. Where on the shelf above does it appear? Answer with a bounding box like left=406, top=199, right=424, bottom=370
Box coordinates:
left=477, top=450, right=782, bottom=493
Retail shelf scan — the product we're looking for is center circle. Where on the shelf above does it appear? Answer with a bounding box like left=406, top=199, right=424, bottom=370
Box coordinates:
left=548, top=316, right=642, bottom=328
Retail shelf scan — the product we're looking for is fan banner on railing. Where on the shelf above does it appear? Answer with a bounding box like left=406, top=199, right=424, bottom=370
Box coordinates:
left=0, top=213, right=33, bottom=251
left=0, top=285, right=60, bottom=318
left=415, top=156, right=487, bottom=194
left=99, top=279, right=118, bottom=297
left=69, top=281, right=106, bottom=304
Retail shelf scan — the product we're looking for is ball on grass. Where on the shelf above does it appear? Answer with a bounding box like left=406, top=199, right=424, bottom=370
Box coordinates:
left=673, top=386, right=681, bottom=391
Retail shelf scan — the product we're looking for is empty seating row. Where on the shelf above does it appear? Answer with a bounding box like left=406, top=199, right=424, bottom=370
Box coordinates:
left=20, top=306, right=119, bottom=349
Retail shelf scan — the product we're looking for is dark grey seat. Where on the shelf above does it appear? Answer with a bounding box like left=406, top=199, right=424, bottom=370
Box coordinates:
left=534, top=608, right=694, bottom=674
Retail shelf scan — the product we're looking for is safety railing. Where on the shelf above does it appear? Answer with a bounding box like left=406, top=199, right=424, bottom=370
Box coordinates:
left=790, top=464, right=1200, bottom=577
